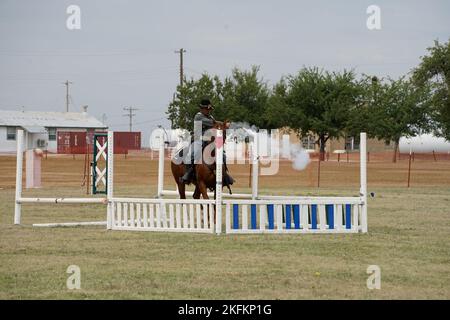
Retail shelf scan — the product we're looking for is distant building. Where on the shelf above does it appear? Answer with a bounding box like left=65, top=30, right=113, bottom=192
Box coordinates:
left=0, top=109, right=107, bottom=153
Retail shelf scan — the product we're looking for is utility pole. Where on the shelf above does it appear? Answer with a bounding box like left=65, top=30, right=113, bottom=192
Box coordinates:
left=62, top=80, right=73, bottom=112
left=174, top=48, right=186, bottom=86
left=123, top=107, right=139, bottom=132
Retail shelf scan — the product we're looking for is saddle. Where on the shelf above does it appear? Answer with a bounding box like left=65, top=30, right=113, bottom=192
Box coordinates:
left=176, top=141, right=234, bottom=192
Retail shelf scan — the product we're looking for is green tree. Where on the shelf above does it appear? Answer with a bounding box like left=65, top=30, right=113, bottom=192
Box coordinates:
left=264, top=79, right=289, bottom=129
left=413, top=39, right=450, bottom=139
left=285, top=67, right=361, bottom=160
left=167, top=66, right=271, bottom=130
left=220, top=66, right=271, bottom=127
left=167, top=74, right=221, bottom=131
left=360, top=76, right=432, bottom=162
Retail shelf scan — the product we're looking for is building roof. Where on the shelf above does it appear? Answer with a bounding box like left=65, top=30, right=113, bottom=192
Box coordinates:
left=0, top=110, right=107, bottom=129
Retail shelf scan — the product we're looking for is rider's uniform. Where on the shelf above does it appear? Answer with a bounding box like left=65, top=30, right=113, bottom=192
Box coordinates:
left=190, top=111, right=216, bottom=164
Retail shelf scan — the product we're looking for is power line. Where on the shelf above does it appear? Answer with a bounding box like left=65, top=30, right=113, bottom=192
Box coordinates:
left=109, top=116, right=167, bottom=128
left=123, top=106, right=139, bottom=132
left=0, top=48, right=169, bottom=57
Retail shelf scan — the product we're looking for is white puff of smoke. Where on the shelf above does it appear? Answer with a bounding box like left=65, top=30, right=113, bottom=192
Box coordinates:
left=290, top=144, right=311, bottom=171
left=228, top=122, right=258, bottom=142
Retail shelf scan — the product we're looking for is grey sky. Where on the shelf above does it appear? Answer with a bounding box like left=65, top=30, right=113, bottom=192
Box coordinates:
left=1, top=0, right=449, bottom=145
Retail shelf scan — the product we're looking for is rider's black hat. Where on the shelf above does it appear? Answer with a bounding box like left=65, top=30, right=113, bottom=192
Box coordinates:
left=199, top=98, right=214, bottom=110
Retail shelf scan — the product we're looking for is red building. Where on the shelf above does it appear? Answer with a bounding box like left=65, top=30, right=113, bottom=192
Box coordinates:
left=57, top=131, right=141, bottom=154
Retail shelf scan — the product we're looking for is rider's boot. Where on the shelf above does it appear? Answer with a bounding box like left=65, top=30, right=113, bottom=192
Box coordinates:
left=224, top=172, right=234, bottom=186
left=222, top=153, right=234, bottom=186
left=181, top=163, right=194, bottom=183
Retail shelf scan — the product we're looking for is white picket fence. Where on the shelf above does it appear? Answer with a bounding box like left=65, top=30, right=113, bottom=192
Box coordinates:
left=107, top=196, right=365, bottom=234
left=110, top=198, right=216, bottom=233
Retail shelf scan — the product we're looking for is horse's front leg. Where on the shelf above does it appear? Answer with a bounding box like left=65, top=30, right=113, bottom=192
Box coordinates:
left=193, top=184, right=205, bottom=225
left=177, top=181, right=186, bottom=199
left=198, top=181, right=212, bottom=226
left=198, top=181, right=209, bottom=200
left=193, top=185, right=200, bottom=199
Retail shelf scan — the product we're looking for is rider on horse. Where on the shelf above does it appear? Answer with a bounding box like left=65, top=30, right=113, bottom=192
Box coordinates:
left=181, top=98, right=234, bottom=187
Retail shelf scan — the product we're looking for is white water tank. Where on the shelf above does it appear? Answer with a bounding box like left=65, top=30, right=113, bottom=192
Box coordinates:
left=399, top=134, right=450, bottom=153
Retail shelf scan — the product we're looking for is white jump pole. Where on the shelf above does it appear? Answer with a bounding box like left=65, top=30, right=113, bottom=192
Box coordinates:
left=215, top=129, right=223, bottom=235
left=106, top=131, right=114, bottom=230
left=251, top=132, right=259, bottom=199
left=157, top=135, right=165, bottom=198
left=360, top=132, right=368, bottom=233
left=14, top=129, right=24, bottom=225
left=34, top=221, right=107, bottom=228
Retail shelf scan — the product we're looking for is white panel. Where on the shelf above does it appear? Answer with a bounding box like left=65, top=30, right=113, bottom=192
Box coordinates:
left=203, top=203, right=209, bottom=229
left=301, top=204, right=309, bottom=230
left=149, top=204, right=155, bottom=228
left=189, top=204, right=194, bottom=229
left=136, top=203, right=141, bottom=228
left=156, top=203, right=161, bottom=228
left=130, top=203, right=135, bottom=227
left=183, top=204, right=188, bottom=228
left=319, top=205, right=327, bottom=230
left=335, top=204, right=342, bottom=231
left=242, top=205, right=248, bottom=231
left=277, top=205, right=283, bottom=231
left=353, top=205, right=359, bottom=231
left=161, top=203, right=168, bottom=228
left=196, top=204, right=201, bottom=229
left=259, top=205, right=266, bottom=231
left=176, top=204, right=181, bottom=229
left=143, top=204, right=148, bottom=228
left=169, top=204, right=175, bottom=229
left=209, top=204, right=214, bottom=230
left=225, top=204, right=231, bottom=232
left=123, top=203, right=128, bottom=227
left=116, top=202, right=122, bottom=227
left=110, top=201, right=115, bottom=228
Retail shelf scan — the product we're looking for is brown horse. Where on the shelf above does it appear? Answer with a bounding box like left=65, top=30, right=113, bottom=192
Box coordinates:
left=170, top=121, right=231, bottom=200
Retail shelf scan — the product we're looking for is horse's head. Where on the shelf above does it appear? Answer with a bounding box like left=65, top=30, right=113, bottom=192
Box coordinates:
left=213, top=120, right=230, bottom=130
left=213, top=120, right=230, bottom=141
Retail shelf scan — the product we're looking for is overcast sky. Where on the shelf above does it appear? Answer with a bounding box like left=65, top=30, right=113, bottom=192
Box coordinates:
left=0, top=0, right=449, bottom=145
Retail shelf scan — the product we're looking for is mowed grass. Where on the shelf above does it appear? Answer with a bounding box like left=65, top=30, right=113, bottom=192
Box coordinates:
left=0, top=154, right=449, bottom=299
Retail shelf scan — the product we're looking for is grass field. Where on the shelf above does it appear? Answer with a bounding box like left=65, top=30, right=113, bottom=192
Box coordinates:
left=1, top=154, right=449, bottom=299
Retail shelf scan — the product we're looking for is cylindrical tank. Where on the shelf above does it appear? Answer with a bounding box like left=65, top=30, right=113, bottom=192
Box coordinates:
left=399, top=134, right=450, bottom=153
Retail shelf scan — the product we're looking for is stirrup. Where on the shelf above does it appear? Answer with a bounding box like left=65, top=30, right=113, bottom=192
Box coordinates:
left=224, top=174, right=234, bottom=186
left=181, top=167, right=193, bottom=183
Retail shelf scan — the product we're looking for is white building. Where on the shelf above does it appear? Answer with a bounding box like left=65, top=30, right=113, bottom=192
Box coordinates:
left=0, top=109, right=107, bottom=153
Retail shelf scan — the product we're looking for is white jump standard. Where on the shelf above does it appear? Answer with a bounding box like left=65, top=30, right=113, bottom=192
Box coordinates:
left=14, top=129, right=368, bottom=234
left=14, top=129, right=108, bottom=228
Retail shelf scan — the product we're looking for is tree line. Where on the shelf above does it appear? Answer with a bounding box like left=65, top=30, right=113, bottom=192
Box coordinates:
left=167, top=40, right=450, bottom=160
